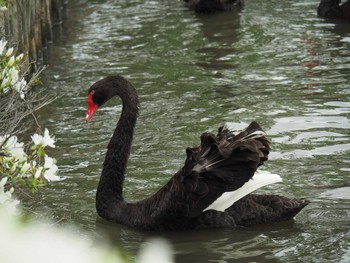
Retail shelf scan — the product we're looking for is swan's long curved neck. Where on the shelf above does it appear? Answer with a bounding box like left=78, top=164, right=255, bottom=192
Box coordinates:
left=96, top=98, right=138, bottom=219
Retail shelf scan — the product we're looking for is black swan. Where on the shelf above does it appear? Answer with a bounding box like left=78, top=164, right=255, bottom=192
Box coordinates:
left=184, top=0, right=244, bottom=13
left=86, top=76, right=309, bottom=231
left=317, top=0, right=350, bottom=21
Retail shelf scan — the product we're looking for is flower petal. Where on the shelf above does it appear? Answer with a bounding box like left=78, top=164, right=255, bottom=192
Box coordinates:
left=31, top=133, right=43, bottom=145
left=43, top=129, right=56, bottom=148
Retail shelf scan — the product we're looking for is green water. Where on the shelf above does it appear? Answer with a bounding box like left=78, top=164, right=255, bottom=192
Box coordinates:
left=24, top=0, right=350, bottom=262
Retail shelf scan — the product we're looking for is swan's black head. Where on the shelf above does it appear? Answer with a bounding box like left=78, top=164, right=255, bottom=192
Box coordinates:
left=86, top=76, right=138, bottom=122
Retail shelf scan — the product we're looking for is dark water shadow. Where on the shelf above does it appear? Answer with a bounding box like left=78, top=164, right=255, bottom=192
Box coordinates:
left=193, top=11, right=242, bottom=71
left=319, top=18, right=350, bottom=43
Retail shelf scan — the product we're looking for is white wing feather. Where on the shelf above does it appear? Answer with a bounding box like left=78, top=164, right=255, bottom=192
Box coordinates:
left=204, top=170, right=283, bottom=212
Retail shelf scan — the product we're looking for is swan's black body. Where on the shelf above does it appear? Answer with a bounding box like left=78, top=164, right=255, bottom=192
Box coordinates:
left=87, top=76, right=309, bottom=231
left=317, top=0, right=350, bottom=21
left=184, top=0, right=244, bottom=13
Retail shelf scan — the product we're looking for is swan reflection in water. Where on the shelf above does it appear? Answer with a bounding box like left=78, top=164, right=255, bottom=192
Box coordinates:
left=95, top=217, right=307, bottom=262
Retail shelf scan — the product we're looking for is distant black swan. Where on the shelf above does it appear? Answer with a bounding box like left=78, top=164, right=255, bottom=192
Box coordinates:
left=184, top=0, right=244, bottom=13
left=86, top=76, right=309, bottom=231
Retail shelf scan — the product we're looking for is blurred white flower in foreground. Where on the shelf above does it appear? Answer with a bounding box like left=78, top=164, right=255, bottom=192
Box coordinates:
left=0, top=178, right=19, bottom=214
left=136, top=238, right=174, bottom=263
left=0, top=204, right=174, bottom=263
left=0, top=209, right=124, bottom=263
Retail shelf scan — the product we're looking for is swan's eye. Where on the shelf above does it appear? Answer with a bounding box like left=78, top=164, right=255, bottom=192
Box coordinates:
left=89, top=90, right=95, bottom=96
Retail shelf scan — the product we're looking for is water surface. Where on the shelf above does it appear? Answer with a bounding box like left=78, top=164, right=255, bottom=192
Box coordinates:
left=24, top=0, right=350, bottom=262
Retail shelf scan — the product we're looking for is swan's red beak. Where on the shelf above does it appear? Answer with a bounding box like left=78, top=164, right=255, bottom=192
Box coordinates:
left=86, top=92, right=98, bottom=123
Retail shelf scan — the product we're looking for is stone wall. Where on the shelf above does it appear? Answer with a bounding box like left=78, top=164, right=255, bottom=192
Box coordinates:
left=0, top=0, right=66, bottom=71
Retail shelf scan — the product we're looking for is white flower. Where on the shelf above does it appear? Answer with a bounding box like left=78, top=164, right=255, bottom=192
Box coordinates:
left=31, top=129, right=56, bottom=148
left=43, top=129, right=56, bottom=148
left=19, top=162, right=31, bottom=177
left=9, top=67, right=19, bottom=85
left=34, top=167, right=43, bottom=179
left=19, top=91, right=25, bottom=100
left=44, top=155, right=55, bottom=168
left=8, top=138, right=25, bottom=161
left=5, top=47, right=14, bottom=57
left=43, top=156, right=60, bottom=182
left=31, top=133, right=42, bottom=146
left=13, top=78, right=28, bottom=99
left=1, top=135, right=26, bottom=161
left=15, top=53, right=24, bottom=63
left=0, top=178, right=19, bottom=214
left=43, top=166, right=60, bottom=182
left=7, top=55, right=15, bottom=67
